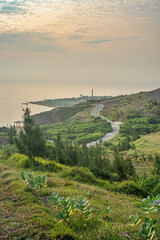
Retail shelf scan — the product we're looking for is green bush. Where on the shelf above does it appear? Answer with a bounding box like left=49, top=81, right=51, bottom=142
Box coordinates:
left=9, top=153, right=64, bottom=172
left=0, top=144, right=17, bottom=158
left=9, top=153, right=34, bottom=168
left=120, top=117, right=160, bottom=141
left=34, top=157, right=63, bottom=173
left=116, top=181, right=147, bottom=197
left=41, top=117, right=112, bottom=144
left=139, top=175, right=160, bottom=194
left=51, top=222, right=79, bottom=240
left=60, top=166, right=97, bottom=184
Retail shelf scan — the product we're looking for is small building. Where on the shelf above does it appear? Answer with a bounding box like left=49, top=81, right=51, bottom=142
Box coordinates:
left=14, top=121, right=23, bottom=134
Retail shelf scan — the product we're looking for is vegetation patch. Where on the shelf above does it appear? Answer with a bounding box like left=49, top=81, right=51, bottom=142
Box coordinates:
left=59, top=167, right=97, bottom=184
left=41, top=117, right=112, bottom=144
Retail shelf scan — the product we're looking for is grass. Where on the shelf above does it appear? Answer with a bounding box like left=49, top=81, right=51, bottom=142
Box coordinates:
left=101, top=88, right=160, bottom=121
left=0, top=159, right=143, bottom=240
left=103, top=131, right=160, bottom=176
left=127, top=131, right=160, bottom=156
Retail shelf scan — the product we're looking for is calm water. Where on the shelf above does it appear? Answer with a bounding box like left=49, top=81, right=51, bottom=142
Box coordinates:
left=0, top=82, right=159, bottom=127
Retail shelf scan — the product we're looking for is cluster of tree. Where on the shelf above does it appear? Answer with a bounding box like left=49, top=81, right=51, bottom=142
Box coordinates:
left=44, top=134, right=136, bottom=181
left=6, top=106, right=135, bottom=182
left=114, top=136, right=135, bottom=152
left=144, top=100, right=160, bottom=116
left=41, top=117, right=112, bottom=144
left=120, top=117, right=160, bottom=141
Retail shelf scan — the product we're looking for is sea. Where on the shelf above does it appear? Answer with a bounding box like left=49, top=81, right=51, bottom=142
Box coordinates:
left=0, top=82, right=159, bottom=127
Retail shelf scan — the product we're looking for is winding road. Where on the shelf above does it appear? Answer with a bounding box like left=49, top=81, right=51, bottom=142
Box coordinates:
left=87, top=104, right=122, bottom=147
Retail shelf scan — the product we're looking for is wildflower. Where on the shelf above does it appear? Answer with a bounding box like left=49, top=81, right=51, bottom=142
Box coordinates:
left=70, top=210, right=75, bottom=215
left=76, top=209, right=82, bottom=214
left=153, top=199, right=160, bottom=206
left=81, top=200, right=85, bottom=205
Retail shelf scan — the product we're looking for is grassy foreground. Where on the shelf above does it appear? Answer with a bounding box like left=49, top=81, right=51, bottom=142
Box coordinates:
left=0, top=160, right=142, bottom=240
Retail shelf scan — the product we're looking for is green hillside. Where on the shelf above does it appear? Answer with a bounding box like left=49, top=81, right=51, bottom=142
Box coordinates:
left=101, top=88, right=160, bottom=121
left=127, top=131, right=160, bottom=156
left=0, top=156, right=146, bottom=240
left=1, top=89, right=160, bottom=239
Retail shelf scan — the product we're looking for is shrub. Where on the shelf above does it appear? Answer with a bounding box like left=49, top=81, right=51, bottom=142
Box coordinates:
left=154, top=154, right=160, bottom=175
left=50, top=192, right=92, bottom=222
left=20, top=171, right=47, bottom=196
left=51, top=222, right=79, bottom=240
left=34, top=157, right=63, bottom=172
left=9, top=153, right=34, bottom=168
left=130, top=194, right=160, bottom=239
left=0, top=144, right=17, bottom=158
left=117, top=181, right=147, bottom=197
left=139, top=175, right=160, bottom=194
left=60, top=166, right=97, bottom=184
left=9, top=153, right=64, bottom=172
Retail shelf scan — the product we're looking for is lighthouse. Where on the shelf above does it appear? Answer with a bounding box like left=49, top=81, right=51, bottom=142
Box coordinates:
left=92, top=89, right=93, bottom=97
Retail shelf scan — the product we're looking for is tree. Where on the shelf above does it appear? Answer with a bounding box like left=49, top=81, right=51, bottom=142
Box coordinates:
left=14, top=105, right=45, bottom=158
left=154, top=154, right=160, bottom=176
left=7, top=125, right=16, bottom=145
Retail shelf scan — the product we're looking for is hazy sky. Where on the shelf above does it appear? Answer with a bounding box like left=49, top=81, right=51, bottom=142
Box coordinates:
left=0, top=0, right=160, bottom=91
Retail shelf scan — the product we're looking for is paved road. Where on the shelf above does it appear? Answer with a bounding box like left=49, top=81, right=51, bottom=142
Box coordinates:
left=87, top=104, right=121, bottom=147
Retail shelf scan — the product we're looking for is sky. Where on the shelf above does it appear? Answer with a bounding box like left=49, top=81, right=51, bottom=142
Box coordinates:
left=0, top=0, right=160, bottom=95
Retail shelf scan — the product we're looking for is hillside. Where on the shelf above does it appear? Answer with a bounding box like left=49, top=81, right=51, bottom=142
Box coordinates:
left=32, top=105, right=91, bottom=125
left=127, top=131, right=160, bottom=156
left=1, top=94, right=160, bottom=240
left=101, top=88, right=160, bottom=121
left=0, top=158, right=143, bottom=240
left=31, top=88, right=160, bottom=125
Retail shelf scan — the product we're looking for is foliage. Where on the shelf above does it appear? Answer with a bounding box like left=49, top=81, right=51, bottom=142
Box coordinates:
left=116, top=136, right=136, bottom=152
left=144, top=100, right=160, bottom=117
left=9, top=153, right=63, bottom=172
left=7, top=125, right=17, bottom=144
left=0, top=144, right=17, bottom=158
left=34, top=156, right=64, bottom=172
left=1, top=159, right=153, bottom=240
left=117, top=181, right=147, bottom=197
left=46, top=135, right=136, bottom=182
left=130, top=194, right=160, bottom=239
left=120, top=117, right=160, bottom=141
left=50, top=192, right=93, bottom=222
left=41, top=117, right=112, bottom=144
left=14, top=105, right=46, bottom=158
left=154, top=154, right=160, bottom=176
left=9, top=153, right=34, bottom=168
left=60, top=166, right=97, bottom=184
left=112, top=154, right=136, bottom=181
left=137, top=174, right=160, bottom=196
left=20, top=171, right=47, bottom=190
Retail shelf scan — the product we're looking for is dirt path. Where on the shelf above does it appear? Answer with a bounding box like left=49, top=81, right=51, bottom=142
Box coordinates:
left=87, top=104, right=121, bottom=147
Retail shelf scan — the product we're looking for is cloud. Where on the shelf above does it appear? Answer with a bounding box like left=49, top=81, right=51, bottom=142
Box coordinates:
left=0, top=0, right=26, bottom=15
left=0, top=32, right=61, bottom=52
left=84, top=39, right=118, bottom=45
left=68, top=35, right=82, bottom=40
left=84, top=36, right=141, bottom=45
